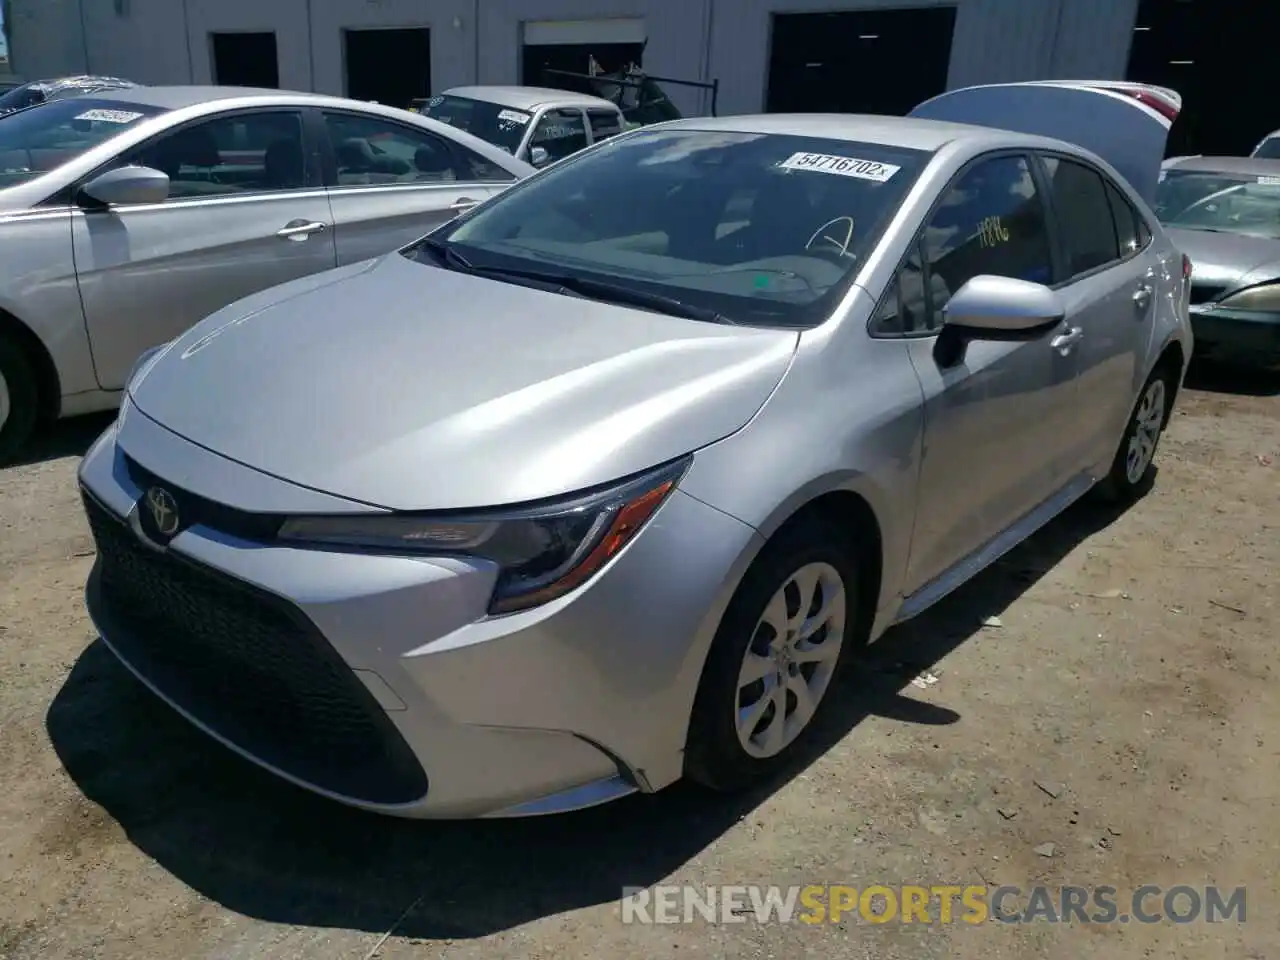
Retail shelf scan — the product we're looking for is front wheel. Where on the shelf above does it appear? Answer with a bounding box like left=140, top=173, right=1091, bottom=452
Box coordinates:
left=684, top=518, right=862, bottom=792
left=0, top=335, right=39, bottom=466
left=1095, top=365, right=1174, bottom=503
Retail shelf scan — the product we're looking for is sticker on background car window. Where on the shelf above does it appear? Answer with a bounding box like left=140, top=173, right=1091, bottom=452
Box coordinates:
left=777, top=152, right=900, bottom=182
left=1257, top=175, right=1280, bottom=185
left=75, top=108, right=144, bottom=123
left=426, top=96, right=445, bottom=107
left=978, top=215, right=1010, bottom=248
left=498, top=109, right=530, bottom=125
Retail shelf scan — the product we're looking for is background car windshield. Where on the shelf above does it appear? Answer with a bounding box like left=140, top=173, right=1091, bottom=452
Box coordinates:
left=0, top=97, right=164, bottom=188
left=418, top=95, right=530, bottom=154
left=0, top=83, right=44, bottom=114
left=1154, top=170, right=1280, bottom=239
left=435, top=129, right=930, bottom=326
left=1254, top=138, right=1280, bottom=159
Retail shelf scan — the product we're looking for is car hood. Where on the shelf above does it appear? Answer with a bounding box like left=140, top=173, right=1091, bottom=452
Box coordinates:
left=1166, top=227, right=1280, bottom=291
left=130, top=254, right=799, bottom=511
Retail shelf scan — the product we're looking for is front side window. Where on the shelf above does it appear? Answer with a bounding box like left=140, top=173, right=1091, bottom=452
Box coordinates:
left=0, top=97, right=165, bottom=188
left=1042, top=156, right=1120, bottom=276
left=529, top=109, right=588, bottom=163
left=417, top=95, right=531, bottom=155
left=1154, top=169, right=1280, bottom=240
left=910, top=155, right=1053, bottom=331
left=125, top=110, right=306, bottom=199
left=324, top=112, right=466, bottom=186
left=587, top=109, right=623, bottom=143
left=429, top=129, right=931, bottom=327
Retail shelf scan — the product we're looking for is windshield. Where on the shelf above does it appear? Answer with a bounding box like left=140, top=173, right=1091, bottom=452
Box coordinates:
left=421, top=129, right=930, bottom=327
left=1253, top=137, right=1280, bottom=160
left=418, top=95, right=531, bottom=155
left=0, top=97, right=164, bottom=188
left=1154, top=170, right=1280, bottom=239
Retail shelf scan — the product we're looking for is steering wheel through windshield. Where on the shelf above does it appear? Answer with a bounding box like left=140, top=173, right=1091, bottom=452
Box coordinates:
left=804, top=216, right=856, bottom=260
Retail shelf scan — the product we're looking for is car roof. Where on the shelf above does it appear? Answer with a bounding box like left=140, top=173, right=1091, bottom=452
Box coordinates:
left=441, top=85, right=618, bottom=111
left=1165, top=155, right=1280, bottom=176
left=646, top=113, right=1047, bottom=152
left=85, top=85, right=357, bottom=110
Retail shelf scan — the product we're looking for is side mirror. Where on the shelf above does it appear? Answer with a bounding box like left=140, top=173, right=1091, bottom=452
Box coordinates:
left=935, top=275, right=1066, bottom=366
left=79, top=165, right=170, bottom=207
left=529, top=146, right=551, bottom=168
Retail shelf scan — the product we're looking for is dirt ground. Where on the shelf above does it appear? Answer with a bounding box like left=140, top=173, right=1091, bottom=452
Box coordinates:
left=1, top=363, right=1276, bottom=960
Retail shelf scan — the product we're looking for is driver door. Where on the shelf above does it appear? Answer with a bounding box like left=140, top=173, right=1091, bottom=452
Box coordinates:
left=72, top=108, right=336, bottom=390
left=884, top=154, right=1083, bottom=593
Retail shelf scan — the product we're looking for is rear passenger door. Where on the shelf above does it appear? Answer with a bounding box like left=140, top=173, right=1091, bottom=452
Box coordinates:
left=1036, top=153, right=1157, bottom=474
left=317, top=110, right=517, bottom=264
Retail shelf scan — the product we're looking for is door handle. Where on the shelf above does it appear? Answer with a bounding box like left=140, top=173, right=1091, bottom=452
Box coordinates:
left=1049, top=326, right=1083, bottom=356
left=276, top=220, right=327, bottom=241
left=449, top=197, right=479, bottom=212
left=1133, top=285, right=1153, bottom=311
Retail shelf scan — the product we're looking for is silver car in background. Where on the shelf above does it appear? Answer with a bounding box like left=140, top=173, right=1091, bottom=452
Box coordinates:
left=0, top=86, right=533, bottom=461
left=78, top=82, right=1191, bottom=819
left=1154, top=155, right=1280, bottom=367
left=416, top=86, right=626, bottom=169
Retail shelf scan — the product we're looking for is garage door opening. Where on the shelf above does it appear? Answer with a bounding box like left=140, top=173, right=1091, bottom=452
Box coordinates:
left=522, top=18, right=645, bottom=94
left=1126, top=0, right=1273, bottom=156
left=345, top=28, right=431, bottom=109
left=766, top=7, right=956, bottom=115
left=211, top=32, right=279, bottom=88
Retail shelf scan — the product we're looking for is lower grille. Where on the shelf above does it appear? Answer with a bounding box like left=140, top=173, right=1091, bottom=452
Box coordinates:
left=82, top=491, right=428, bottom=805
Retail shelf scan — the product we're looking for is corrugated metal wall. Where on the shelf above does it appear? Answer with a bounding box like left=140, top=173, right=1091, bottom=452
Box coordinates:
left=7, top=0, right=1140, bottom=114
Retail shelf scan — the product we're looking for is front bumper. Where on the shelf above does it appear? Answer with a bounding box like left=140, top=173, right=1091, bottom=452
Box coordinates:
left=76, top=408, right=761, bottom=818
left=1188, top=306, right=1280, bottom=367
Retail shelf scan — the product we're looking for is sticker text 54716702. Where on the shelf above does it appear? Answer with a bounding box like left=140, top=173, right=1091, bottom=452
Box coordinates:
left=777, top=152, right=901, bottom=182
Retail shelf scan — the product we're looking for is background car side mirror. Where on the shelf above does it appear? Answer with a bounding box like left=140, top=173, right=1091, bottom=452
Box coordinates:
left=79, top=165, right=171, bottom=207
left=935, top=275, right=1066, bottom=367
left=529, top=146, right=551, bottom=168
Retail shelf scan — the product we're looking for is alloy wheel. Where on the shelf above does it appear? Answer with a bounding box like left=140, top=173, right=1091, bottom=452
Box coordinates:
left=735, top=561, right=846, bottom=759
left=1125, top=378, right=1167, bottom=484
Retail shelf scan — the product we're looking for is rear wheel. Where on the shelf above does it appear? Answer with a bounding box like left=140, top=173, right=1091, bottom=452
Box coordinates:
left=685, top=518, right=862, bottom=792
left=0, top=335, right=39, bottom=466
left=1095, top=365, right=1174, bottom=503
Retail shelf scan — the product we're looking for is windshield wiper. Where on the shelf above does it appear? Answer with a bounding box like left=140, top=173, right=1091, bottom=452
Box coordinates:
left=414, top=236, right=474, bottom=271
left=467, top=263, right=736, bottom=325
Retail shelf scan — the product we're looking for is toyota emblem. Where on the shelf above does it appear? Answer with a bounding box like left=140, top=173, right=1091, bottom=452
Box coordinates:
left=144, top=486, right=180, bottom=537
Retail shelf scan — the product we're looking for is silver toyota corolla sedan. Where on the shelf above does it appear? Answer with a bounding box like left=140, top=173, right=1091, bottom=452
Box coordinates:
left=78, top=82, right=1192, bottom=819
left=1154, top=156, right=1280, bottom=367
left=0, top=86, right=533, bottom=461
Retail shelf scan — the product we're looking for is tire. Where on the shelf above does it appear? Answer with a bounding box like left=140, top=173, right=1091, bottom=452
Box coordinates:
left=684, top=517, right=864, bottom=792
left=1094, top=364, right=1175, bottom=504
left=0, top=335, right=39, bottom=467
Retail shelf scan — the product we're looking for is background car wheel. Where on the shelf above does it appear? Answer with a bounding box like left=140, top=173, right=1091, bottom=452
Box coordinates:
left=685, top=517, right=862, bottom=793
left=0, top=335, right=39, bottom=466
left=1095, top=364, right=1175, bottom=503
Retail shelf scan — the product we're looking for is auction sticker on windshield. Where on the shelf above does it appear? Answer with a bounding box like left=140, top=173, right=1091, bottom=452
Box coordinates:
left=778, top=152, right=900, bottom=182
left=498, top=109, right=530, bottom=125
left=75, top=108, right=144, bottom=124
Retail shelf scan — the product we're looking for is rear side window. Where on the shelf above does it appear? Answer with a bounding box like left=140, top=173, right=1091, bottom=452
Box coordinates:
left=1104, top=180, right=1141, bottom=256
left=587, top=109, right=623, bottom=142
left=1042, top=156, right=1120, bottom=277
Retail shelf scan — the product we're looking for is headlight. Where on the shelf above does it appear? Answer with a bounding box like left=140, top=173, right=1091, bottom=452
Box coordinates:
left=277, top=456, right=691, bottom=614
left=1218, top=282, right=1280, bottom=312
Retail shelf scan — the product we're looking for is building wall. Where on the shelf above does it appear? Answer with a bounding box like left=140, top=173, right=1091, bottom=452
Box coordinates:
left=5, top=0, right=1140, bottom=113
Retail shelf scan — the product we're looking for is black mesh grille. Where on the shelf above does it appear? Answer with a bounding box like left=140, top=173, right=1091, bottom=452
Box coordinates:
left=83, top=491, right=428, bottom=805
